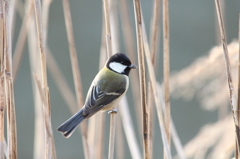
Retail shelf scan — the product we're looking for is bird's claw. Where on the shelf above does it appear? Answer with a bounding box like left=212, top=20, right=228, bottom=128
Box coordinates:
left=108, top=108, right=118, bottom=114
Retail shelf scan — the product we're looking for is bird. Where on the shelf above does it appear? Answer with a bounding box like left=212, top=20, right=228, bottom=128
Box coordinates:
left=57, top=53, right=137, bottom=138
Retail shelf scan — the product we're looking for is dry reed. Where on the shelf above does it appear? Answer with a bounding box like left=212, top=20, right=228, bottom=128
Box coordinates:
left=141, top=12, right=172, bottom=159
left=3, top=1, right=18, bottom=158
left=215, top=0, right=239, bottom=157
left=33, top=0, right=56, bottom=157
left=0, top=0, right=5, bottom=158
left=6, top=0, right=240, bottom=158
left=27, top=2, right=45, bottom=158
left=162, top=2, right=171, bottom=158
left=132, top=0, right=149, bottom=158
left=148, top=0, right=160, bottom=157
left=238, top=14, right=240, bottom=137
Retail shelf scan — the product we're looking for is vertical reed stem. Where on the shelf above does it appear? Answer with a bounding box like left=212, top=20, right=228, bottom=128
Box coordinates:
left=215, top=0, right=239, bottom=155
left=149, top=0, right=160, bottom=158
left=103, top=0, right=112, bottom=58
left=33, top=0, right=55, bottom=158
left=163, top=1, right=171, bottom=158
left=132, top=0, right=149, bottom=158
left=3, top=1, right=18, bottom=158
left=237, top=14, right=240, bottom=159
left=0, top=1, right=5, bottom=157
left=108, top=111, right=117, bottom=159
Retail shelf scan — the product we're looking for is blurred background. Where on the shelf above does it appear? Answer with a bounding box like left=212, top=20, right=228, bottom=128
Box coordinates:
left=12, top=0, right=240, bottom=158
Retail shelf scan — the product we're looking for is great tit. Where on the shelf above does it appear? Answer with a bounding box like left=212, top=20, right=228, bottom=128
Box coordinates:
left=57, top=53, right=137, bottom=138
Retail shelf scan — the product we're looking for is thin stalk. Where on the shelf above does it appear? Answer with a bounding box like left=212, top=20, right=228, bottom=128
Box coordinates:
left=116, top=114, right=124, bottom=159
left=108, top=111, right=117, bottom=159
left=215, top=0, right=239, bottom=155
left=163, top=0, right=171, bottom=158
left=103, top=0, right=112, bottom=58
left=6, top=79, right=17, bottom=159
left=150, top=0, right=160, bottom=65
left=132, top=0, right=149, bottom=158
left=3, top=2, right=18, bottom=159
left=41, top=0, right=56, bottom=157
left=26, top=0, right=45, bottom=157
left=0, top=0, right=5, bottom=158
left=33, top=0, right=55, bottom=158
left=141, top=9, right=172, bottom=159
left=62, top=1, right=89, bottom=159
left=237, top=14, right=240, bottom=159
left=148, top=0, right=160, bottom=158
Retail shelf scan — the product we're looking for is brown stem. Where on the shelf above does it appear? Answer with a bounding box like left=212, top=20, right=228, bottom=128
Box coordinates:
left=132, top=0, right=149, bottom=158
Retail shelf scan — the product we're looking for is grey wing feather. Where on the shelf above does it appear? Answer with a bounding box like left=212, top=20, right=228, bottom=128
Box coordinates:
left=83, top=86, right=125, bottom=117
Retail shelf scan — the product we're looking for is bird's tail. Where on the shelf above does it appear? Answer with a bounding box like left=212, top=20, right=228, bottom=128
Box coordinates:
left=57, top=109, right=85, bottom=138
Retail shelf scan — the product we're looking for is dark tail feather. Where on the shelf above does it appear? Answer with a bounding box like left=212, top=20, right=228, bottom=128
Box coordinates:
left=57, top=109, right=85, bottom=138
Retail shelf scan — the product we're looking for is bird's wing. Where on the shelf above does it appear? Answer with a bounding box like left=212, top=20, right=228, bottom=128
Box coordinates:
left=82, top=85, right=125, bottom=117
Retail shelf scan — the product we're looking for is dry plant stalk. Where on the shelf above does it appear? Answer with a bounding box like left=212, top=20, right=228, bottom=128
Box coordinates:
left=62, top=0, right=90, bottom=158
left=238, top=14, right=240, bottom=128
left=148, top=0, right=160, bottom=158
left=0, top=0, right=5, bottom=158
left=141, top=12, right=172, bottom=159
left=215, top=0, right=239, bottom=155
left=27, top=2, right=45, bottom=158
left=108, top=110, right=117, bottom=159
left=3, top=2, right=18, bottom=159
left=237, top=14, right=240, bottom=159
left=163, top=1, right=171, bottom=157
left=33, top=0, right=56, bottom=158
left=116, top=115, right=124, bottom=159
left=103, top=0, right=112, bottom=58
left=132, top=0, right=149, bottom=158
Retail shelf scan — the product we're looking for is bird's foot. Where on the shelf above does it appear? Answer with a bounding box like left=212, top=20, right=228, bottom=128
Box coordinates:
left=108, top=108, right=118, bottom=114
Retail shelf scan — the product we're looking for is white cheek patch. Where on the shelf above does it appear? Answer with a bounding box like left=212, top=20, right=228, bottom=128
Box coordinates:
left=109, top=62, right=127, bottom=73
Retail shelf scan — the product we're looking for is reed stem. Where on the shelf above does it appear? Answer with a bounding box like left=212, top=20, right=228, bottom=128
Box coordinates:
left=0, top=1, right=5, bottom=157
left=215, top=0, right=239, bottom=156
left=163, top=0, right=171, bottom=158
left=3, top=1, right=18, bottom=158
left=132, top=0, right=149, bottom=158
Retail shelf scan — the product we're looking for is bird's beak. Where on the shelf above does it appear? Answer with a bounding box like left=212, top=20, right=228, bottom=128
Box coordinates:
left=129, top=64, right=137, bottom=69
